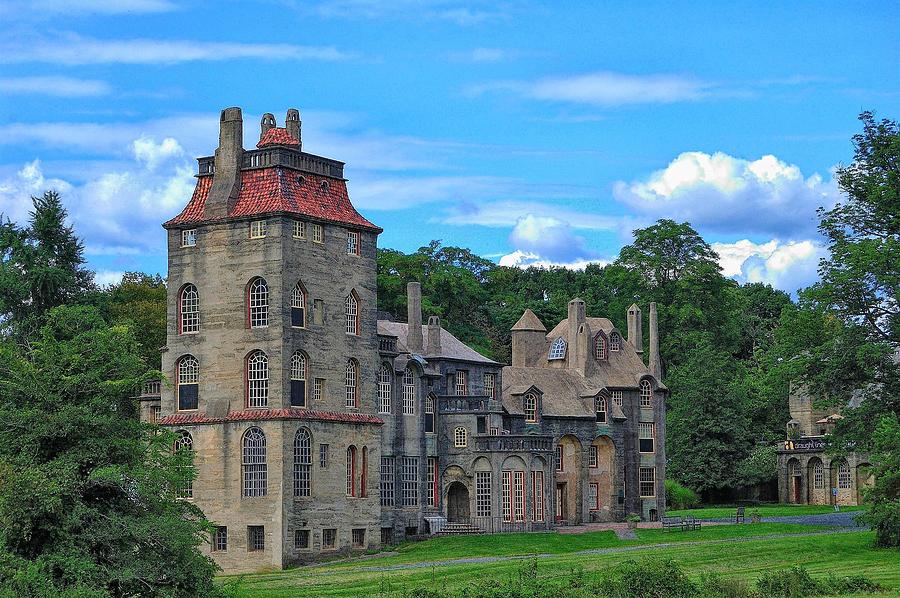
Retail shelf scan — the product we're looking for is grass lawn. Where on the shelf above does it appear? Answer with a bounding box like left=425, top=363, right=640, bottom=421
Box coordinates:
left=666, top=503, right=867, bottom=519
left=225, top=524, right=899, bottom=597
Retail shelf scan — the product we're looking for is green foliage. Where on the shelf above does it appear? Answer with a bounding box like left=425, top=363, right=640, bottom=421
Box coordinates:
left=736, top=444, right=778, bottom=488
left=596, top=558, right=696, bottom=598
left=102, top=272, right=167, bottom=368
left=756, top=565, right=882, bottom=597
left=664, top=480, right=700, bottom=510
left=857, top=414, right=900, bottom=547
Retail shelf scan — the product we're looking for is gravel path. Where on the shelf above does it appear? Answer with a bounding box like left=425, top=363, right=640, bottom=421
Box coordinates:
left=703, top=511, right=864, bottom=527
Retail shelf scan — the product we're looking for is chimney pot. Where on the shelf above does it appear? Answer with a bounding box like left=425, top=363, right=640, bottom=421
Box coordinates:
left=427, top=316, right=442, bottom=355
left=260, top=113, right=276, bottom=139
left=286, top=108, right=301, bottom=150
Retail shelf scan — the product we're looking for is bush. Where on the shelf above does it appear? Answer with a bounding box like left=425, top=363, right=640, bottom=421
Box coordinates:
left=596, top=558, right=696, bottom=598
left=696, top=571, right=752, bottom=598
left=665, top=480, right=700, bottom=510
left=756, top=566, right=820, bottom=597
left=821, top=573, right=883, bottom=594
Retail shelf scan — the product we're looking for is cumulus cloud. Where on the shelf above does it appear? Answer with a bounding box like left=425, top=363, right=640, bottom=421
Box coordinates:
left=0, top=76, right=111, bottom=97
left=711, top=238, right=827, bottom=293
left=614, top=151, right=840, bottom=238
left=441, top=199, right=620, bottom=230
left=498, top=250, right=604, bottom=270
left=132, top=136, right=184, bottom=171
left=494, top=214, right=604, bottom=270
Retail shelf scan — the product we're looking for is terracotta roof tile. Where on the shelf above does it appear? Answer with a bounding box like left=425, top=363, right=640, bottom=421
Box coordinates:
left=158, top=408, right=383, bottom=426
left=257, top=127, right=299, bottom=148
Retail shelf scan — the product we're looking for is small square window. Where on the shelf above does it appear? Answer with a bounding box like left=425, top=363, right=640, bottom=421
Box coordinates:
left=319, top=443, right=329, bottom=468
left=346, top=231, right=360, bottom=255
left=295, top=529, right=310, bottom=550
left=181, top=229, right=196, bottom=247
left=250, top=220, right=267, bottom=239
left=314, top=378, right=325, bottom=402
left=293, top=220, right=306, bottom=239
left=322, top=528, right=337, bottom=550
left=352, top=528, right=366, bottom=548
left=212, top=526, right=227, bottom=551
left=248, top=525, right=265, bottom=551
left=313, top=224, right=324, bottom=244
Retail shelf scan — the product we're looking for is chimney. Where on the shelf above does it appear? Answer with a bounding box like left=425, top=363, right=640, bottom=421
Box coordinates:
left=427, top=316, right=442, bottom=355
left=286, top=108, right=301, bottom=150
left=202, top=107, right=244, bottom=220
left=627, top=303, right=643, bottom=354
left=649, top=302, right=662, bottom=379
left=567, top=298, right=588, bottom=372
left=406, top=282, right=423, bottom=353
left=260, top=112, right=276, bottom=139
left=511, top=309, right=546, bottom=367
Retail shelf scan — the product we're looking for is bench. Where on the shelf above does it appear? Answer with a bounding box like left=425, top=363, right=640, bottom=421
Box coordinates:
left=733, top=507, right=745, bottom=524
left=661, top=516, right=682, bottom=532
left=682, top=516, right=701, bottom=531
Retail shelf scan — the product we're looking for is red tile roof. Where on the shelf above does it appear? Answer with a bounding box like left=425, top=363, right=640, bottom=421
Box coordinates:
left=158, top=408, right=383, bottom=426
left=257, top=127, right=299, bottom=148
left=164, top=167, right=381, bottom=231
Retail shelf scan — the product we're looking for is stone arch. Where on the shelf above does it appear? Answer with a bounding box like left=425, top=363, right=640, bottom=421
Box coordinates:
left=787, top=457, right=802, bottom=504
left=556, top=434, right=582, bottom=523
left=807, top=457, right=827, bottom=505
left=589, top=435, right=615, bottom=518
left=443, top=465, right=470, bottom=522
left=830, top=458, right=853, bottom=506
left=856, top=463, right=874, bottom=505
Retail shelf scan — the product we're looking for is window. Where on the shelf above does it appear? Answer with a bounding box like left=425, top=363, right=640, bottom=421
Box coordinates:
left=345, top=360, right=358, bottom=408
left=242, top=427, right=267, bottom=497
left=455, top=370, right=468, bottom=396
left=346, top=446, right=357, bottom=496
left=378, top=365, right=392, bottom=413
left=248, top=526, right=265, bottom=551
left=177, top=355, right=199, bottom=411
left=595, top=396, right=607, bottom=423
left=640, top=380, right=653, bottom=408
left=548, top=337, right=567, bottom=360
left=523, top=393, right=537, bottom=423
left=290, top=352, right=307, bottom=408
left=838, top=461, right=851, bottom=489
left=639, top=423, right=655, bottom=453
left=639, top=467, right=656, bottom=497
left=293, top=220, right=306, bottom=239
left=609, top=332, right=621, bottom=352
left=248, top=278, right=269, bottom=328
left=295, top=529, right=310, bottom=549
left=589, top=445, right=598, bottom=468
left=611, top=390, right=623, bottom=408
left=352, top=528, right=366, bottom=548
left=212, top=526, right=227, bottom=551
left=514, top=471, right=525, bottom=522
left=345, top=292, right=359, bottom=335
left=294, top=428, right=312, bottom=497
left=313, top=378, right=324, bottom=402
left=150, top=405, right=161, bottom=424
left=181, top=229, right=196, bottom=247
left=476, top=471, right=492, bottom=517
left=589, top=482, right=599, bottom=510
left=361, top=447, right=368, bottom=498
left=322, top=528, right=336, bottom=549
left=501, top=470, right=511, bottom=522
left=247, top=351, right=268, bottom=408
left=483, top=373, right=496, bottom=399
left=490, top=426, right=499, bottom=436
left=380, top=457, right=395, bottom=507
left=179, top=284, right=200, bottom=333
left=400, top=456, right=418, bottom=507
left=291, top=282, right=306, bottom=328
left=476, top=416, right=486, bottom=434
left=556, top=445, right=563, bottom=472
left=381, top=527, right=393, bottom=545
left=532, top=471, right=544, bottom=522
left=346, top=231, right=360, bottom=255
left=594, top=334, right=607, bottom=360
left=319, top=444, right=329, bottom=468
left=424, top=395, right=435, bottom=433
left=402, top=367, right=415, bottom=415
left=813, top=461, right=825, bottom=489
left=313, top=223, right=324, bottom=244
left=427, top=457, right=438, bottom=507
left=454, top=427, right=467, bottom=448
left=173, top=430, right=193, bottom=499
left=249, top=220, right=267, bottom=239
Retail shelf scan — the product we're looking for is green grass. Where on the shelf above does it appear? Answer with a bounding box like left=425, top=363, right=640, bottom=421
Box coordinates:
left=666, top=503, right=866, bottom=519
left=225, top=524, right=900, bottom=597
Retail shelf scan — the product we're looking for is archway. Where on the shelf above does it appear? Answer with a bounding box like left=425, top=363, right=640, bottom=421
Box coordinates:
left=447, top=481, right=470, bottom=522
left=787, top=458, right=802, bottom=504
left=807, top=457, right=826, bottom=505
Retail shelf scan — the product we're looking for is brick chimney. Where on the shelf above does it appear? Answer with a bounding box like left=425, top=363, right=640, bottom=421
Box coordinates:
left=202, top=107, right=243, bottom=220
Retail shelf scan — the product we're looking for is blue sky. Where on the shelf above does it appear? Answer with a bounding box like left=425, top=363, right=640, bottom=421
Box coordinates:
left=0, top=0, right=897, bottom=293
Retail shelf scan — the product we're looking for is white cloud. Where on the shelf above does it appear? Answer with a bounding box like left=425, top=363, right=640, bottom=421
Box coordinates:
left=0, top=76, right=110, bottom=97
left=132, top=136, right=184, bottom=171
left=614, top=151, right=840, bottom=238
left=0, top=34, right=353, bottom=65
left=508, top=214, right=597, bottom=263
left=711, top=238, right=827, bottom=293
left=448, top=47, right=521, bottom=62
left=0, top=160, right=74, bottom=223
left=441, top=199, right=620, bottom=230
left=498, top=250, right=605, bottom=270
left=94, top=270, right=126, bottom=286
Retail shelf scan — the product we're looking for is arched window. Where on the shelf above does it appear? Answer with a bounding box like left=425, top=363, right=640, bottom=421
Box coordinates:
left=294, top=428, right=312, bottom=497
left=595, top=396, right=607, bottom=423
left=179, top=284, right=200, bottom=334
left=247, top=351, right=269, bottom=408
left=290, top=352, right=307, bottom=408
left=290, top=282, right=307, bottom=328
left=813, top=460, right=825, bottom=489
left=454, top=427, right=468, bottom=448
left=248, top=278, right=269, bottom=328
left=609, top=332, right=621, bottom=352
left=838, top=461, right=851, bottom=489
left=242, top=427, right=267, bottom=497
left=548, top=337, right=567, bottom=360
left=177, top=355, right=199, bottom=411
left=378, top=365, right=392, bottom=413
left=523, top=392, right=537, bottom=423
left=640, top=380, right=653, bottom=408
left=173, top=430, right=193, bottom=498
left=424, top=394, right=435, bottom=433
left=345, top=360, right=358, bottom=408
left=345, top=292, right=359, bottom=335
left=361, top=446, right=368, bottom=498
left=402, top=367, right=415, bottom=415
left=594, top=334, right=608, bottom=360
left=346, top=445, right=357, bottom=496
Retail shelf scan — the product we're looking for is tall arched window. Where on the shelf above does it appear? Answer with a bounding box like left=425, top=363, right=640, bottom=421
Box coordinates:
left=609, top=332, right=621, bottom=352
left=290, top=352, right=307, bottom=408
left=548, top=337, right=567, bottom=360
left=345, top=360, right=358, bottom=408
left=523, top=393, right=537, bottom=423
left=361, top=446, right=368, bottom=498
left=640, top=380, right=653, bottom=408
left=377, top=365, right=392, bottom=414
left=294, top=428, right=312, bottom=497
left=179, top=284, right=200, bottom=334
left=424, top=394, right=435, bottom=433
left=838, top=461, right=851, bottom=489
left=346, top=445, right=357, bottom=496
left=177, top=355, right=199, bottom=411
left=247, top=277, right=269, bottom=328
left=594, top=334, right=608, bottom=360
left=454, top=427, right=468, bottom=448
left=595, top=396, right=607, bottom=423
left=345, top=292, right=359, bottom=335
left=247, top=350, right=269, bottom=408
left=242, top=427, right=267, bottom=497
left=813, top=460, right=825, bottom=489
left=291, top=282, right=306, bottom=328
left=402, top=367, right=415, bottom=415
left=173, top=430, right=193, bottom=498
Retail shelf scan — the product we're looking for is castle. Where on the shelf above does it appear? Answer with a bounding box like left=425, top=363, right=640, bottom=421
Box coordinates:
left=140, top=107, right=667, bottom=573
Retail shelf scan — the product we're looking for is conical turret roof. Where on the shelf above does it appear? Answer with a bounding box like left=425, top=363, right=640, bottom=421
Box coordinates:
left=511, top=308, right=546, bottom=332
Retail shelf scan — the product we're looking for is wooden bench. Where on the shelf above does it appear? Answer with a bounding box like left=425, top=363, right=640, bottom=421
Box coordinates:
left=733, top=506, right=746, bottom=524
left=682, top=516, right=701, bottom=531
left=661, top=516, right=682, bottom=531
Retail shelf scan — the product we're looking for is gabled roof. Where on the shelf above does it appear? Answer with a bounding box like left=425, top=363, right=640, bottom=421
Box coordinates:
left=501, top=367, right=594, bottom=418
left=377, top=320, right=498, bottom=365
left=512, top=309, right=547, bottom=332
left=257, top=127, right=299, bottom=148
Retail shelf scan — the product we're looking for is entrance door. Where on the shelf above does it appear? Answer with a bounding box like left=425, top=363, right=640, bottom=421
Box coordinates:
left=447, top=482, right=470, bottom=522
left=555, top=483, right=566, bottom=521
left=792, top=475, right=801, bottom=503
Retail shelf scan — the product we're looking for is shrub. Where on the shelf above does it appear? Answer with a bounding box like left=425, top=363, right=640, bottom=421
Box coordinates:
left=696, top=571, right=752, bottom=598
left=821, top=572, right=883, bottom=594
left=596, top=558, right=696, bottom=598
left=665, top=480, right=700, bottom=510
left=756, top=566, right=821, bottom=597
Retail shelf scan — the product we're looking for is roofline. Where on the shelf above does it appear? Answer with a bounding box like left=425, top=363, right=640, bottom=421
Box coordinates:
left=163, top=210, right=383, bottom=234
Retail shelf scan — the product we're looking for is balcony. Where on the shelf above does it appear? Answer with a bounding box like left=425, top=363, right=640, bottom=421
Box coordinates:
left=475, top=435, right=554, bottom=453
left=135, top=379, right=161, bottom=401
left=378, top=334, right=398, bottom=353
left=438, top=396, right=496, bottom=413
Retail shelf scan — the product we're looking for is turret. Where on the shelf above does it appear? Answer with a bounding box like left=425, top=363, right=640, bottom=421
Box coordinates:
left=511, top=309, right=546, bottom=367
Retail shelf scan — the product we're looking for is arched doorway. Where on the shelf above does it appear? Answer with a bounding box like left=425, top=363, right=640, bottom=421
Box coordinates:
left=447, top=481, right=470, bottom=522
left=787, top=458, right=802, bottom=504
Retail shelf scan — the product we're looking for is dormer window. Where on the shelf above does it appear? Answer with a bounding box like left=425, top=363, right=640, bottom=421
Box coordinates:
left=250, top=220, right=267, bottom=239
left=594, top=333, right=608, bottom=361
left=609, top=332, right=621, bottom=352
left=595, top=396, right=607, bottom=423
left=181, top=229, right=196, bottom=247
left=523, top=392, right=537, bottom=423
left=548, top=338, right=567, bottom=360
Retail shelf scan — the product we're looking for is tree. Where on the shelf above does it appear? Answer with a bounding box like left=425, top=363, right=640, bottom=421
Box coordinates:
left=857, top=415, right=900, bottom=548
left=104, top=273, right=167, bottom=368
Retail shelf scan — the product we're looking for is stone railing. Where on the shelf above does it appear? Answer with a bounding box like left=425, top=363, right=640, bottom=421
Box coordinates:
left=378, top=335, right=398, bottom=353
left=197, top=150, right=345, bottom=179
left=475, top=435, right=554, bottom=453
left=439, top=396, right=491, bottom=413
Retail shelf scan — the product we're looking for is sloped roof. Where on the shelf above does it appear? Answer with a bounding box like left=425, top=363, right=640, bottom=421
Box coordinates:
left=257, top=127, right=299, bottom=148
left=158, top=408, right=383, bottom=426
left=377, top=320, right=498, bottom=365
left=512, top=309, right=546, bottom=331
left=501, top=367, right=595, bottom=418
